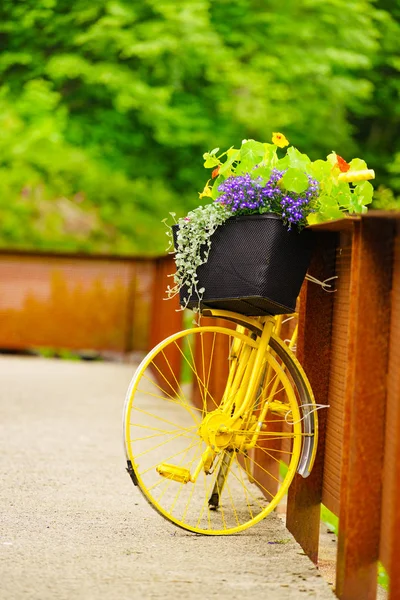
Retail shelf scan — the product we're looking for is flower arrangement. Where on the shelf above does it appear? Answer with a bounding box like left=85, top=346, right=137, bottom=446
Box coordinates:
left=166, top=133, right=375, bottom=311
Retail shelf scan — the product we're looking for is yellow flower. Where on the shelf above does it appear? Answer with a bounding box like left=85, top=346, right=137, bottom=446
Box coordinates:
left=272, top=132, right=289, bottom=148
left=199, top=180, right=213, bottom=199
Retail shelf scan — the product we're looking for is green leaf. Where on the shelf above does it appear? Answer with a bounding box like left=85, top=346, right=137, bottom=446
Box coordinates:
left=307, top=205, right=343, bottom=225
left=237, top=140, right=266, bottom=173
left=241, top=140, right=265, bottom=161
left=254, top=166, right=272, bottom=181
left=331, top=182, right=352, bottom=209
left=309, top=160, right=331, bottom=182
left=219, top=149, right=240, bottom=175
left=349, top=158, right=367, bottom=171
left=211, top=174, right=225, bottom=199
left=287, top=146, right=311, bottom=170
left=281, top=168, right=309, bottom=194
left=327, top=152, right=338, bottom=166
left=355, top=181, right=374, bottom=205
left=276, top=155, right=290, bottom=170
left=259, top=205, right=274, bottom=214
left=317, top=193, right=339, bottom=208
left=203, top=153, right=220, bottom=168
left=306, top=213, right=322, bottom=225
left=262, top=143, right=278, bottom=168
left=349, top=180, right=374, bottom=212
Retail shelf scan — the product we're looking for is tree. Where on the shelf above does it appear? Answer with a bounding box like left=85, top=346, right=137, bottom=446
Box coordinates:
left=0, top=0, right=398, bottom=253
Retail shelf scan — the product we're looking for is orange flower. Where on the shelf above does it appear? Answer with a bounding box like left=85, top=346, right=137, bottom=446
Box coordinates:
left=212, top=166, right=220, bottom=179
left=272, top=132, right=289, bottom=148
left=336, top=155, right=351, bottom=173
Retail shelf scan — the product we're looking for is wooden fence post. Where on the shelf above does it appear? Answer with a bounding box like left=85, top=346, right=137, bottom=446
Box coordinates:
left=335, top=217, right=394, bottom=600
left=286, top=229, right=337, bottom=563
left=191, top=316, right=236, bottom=412
left=149, top=255, right=184, bottom=391
left=379, top=219, right=400, bottom=600
left=124, top=261, right=137, bottom=353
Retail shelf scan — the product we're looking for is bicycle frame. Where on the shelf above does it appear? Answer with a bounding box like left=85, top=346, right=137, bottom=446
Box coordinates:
left=161, top=313, right=302, bottom=485
left=202, top=308, right=317, bottom=478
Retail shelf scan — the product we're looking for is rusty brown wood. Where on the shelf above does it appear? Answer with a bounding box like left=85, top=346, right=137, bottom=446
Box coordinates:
left=149, top=255, right=183, bottom=348
left=0, top=253, right=136, bottom=352
left=255, top=313, right=300, bottom=499
left=321, top=233, right=353, bottom=517
left=0, top=247, right=163, bottom=261
left=252, top=412, right=283, bottom=499
left=191, top=316, right=236, bottom=412
left=309, top=216, right=360, bottom=232
left=286, top=230, right=337, bottom=564
left=380, top=222, right=400, bottom=600
left=124, top=263, right=137, bottom=353
left=335, top=217, right=394, bottom=600
left=128, top=260, right=157, bottom=352
left=148, top=255, right=183, bottom=392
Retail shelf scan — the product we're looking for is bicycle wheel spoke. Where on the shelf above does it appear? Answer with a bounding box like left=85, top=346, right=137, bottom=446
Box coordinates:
left=146, top=357, right=186, bottom=403
left=205, top=331, right=217, bottom=407
left=132, top=405, right=196, bottom=431
left=139, top=377, right=203, bottom=418
left=234, top=454, right=280, bottom=499
left=252, top=446, right=294, bottom=456
left=234, top=454, right=255, bottom=519
left=131, top=423, right=198, bottom=442
left=196, top=470, right=214, bottom=529
left=181, top=448, right=205, bottom=521
left=169, top=441, right=204, bottom=513
left=138, top=438, right=200, bottom=476
left=224, top=477, right=240, bottom=527
left=229, top=454, right=266, bottom=511
left=184, top=336, right=219, bottom=412
left=134, top=428, right=194, bottom=460
left=124, top=325, right=315, bottom=535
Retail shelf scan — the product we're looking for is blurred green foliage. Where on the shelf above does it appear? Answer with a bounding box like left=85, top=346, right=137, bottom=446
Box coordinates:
left=0, top=0, right=399, bottom=254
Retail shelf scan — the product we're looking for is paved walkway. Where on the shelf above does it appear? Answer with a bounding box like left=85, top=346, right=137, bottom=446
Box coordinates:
left=0, top=356, right=336, bottom=600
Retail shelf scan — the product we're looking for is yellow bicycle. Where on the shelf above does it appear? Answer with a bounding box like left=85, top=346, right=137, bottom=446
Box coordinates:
left=123, top=307, right=318, bottom=535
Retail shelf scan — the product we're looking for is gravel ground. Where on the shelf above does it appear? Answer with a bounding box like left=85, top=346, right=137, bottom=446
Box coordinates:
left=0, top=356, right=337, bottom=600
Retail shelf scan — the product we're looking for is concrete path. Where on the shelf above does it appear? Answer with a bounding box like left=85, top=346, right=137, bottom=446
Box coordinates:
left=0, top=356, right=336, bottom=600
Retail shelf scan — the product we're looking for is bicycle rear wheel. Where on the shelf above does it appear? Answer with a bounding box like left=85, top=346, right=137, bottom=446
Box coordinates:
left=123, top=325, right=310, bottom=534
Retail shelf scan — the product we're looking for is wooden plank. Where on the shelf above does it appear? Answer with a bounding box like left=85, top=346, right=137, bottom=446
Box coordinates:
left=149, top=255, right=183, bottom=348
left=321, top=239, right=352, bottom=516
left=149, top=256, right=184, bottom=393
left=0, top=254, right=134, bottom=352
left=124, top=263, right=137, bottom=353
left=128, top=260, right=156, bottom=352
left=380, top=224, right=400, bottom=600
left=0, top=248, right=166, bottom=261
left=286, top=230, right=337, bottom=563
left=336, top=218, right=394, bottom=600
left=309, top=216, right=360, bottom=232
left=191, top=316, right=235, bottom=412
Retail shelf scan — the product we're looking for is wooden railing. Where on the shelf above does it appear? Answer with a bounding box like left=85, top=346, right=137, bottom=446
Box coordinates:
left=288, top=213, right=400, bottom=600
left=0, top=211, right=399, bottom=599
left=0, top=249, right=182, bottom=355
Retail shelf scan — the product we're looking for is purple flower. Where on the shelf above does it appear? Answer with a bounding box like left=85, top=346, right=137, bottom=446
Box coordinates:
left=215, top=169, right=319, bottom=229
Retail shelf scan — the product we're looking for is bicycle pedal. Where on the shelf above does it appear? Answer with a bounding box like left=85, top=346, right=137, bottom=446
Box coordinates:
left=156, top=463, right=191, bottom=483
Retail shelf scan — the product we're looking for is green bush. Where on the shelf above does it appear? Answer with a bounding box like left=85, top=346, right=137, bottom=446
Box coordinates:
left=0, top=0, right=399, bottom=253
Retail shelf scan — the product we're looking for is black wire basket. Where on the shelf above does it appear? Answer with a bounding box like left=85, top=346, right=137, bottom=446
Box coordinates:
left=172, top=213, right=314, bottom=316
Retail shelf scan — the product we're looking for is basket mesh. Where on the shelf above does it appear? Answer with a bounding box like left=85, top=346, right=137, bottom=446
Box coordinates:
left=174, top=214, right=314, bottom=316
